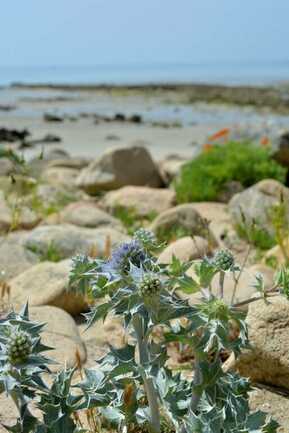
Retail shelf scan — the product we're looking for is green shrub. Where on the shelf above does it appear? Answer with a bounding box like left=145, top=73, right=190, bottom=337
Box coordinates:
left=175, top=141, right=286, bottom=203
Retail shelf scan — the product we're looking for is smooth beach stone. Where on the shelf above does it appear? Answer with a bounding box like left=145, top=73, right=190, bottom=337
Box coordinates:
left=237, top=296, right=289, bottom=390
left=0, top=232, right=39, bottom=280
left=41, top=166, right=80, bottom=186
left=101, top=185, right=176, bottom=217
left=29, top=305, right=86, bottom=370
left=27, top=148, right=71, bottom=178
left=60, top=200, right=124, bottom=229
left=229, top=179, right=289, bottom=236
left=158, top=154, right=188, bottom=182
left=184, top=202, right=234, bottom=247
left=158, top=236, right=209, bottom=264
left=76, top=145, right=163, bottom=194
left=0, top=191, right=40, bottom=232
left=150, top=203, right=215, bottom=242
left=9, top=259, right=87, bottom=315
left=24, top=223, right=129, bottom=259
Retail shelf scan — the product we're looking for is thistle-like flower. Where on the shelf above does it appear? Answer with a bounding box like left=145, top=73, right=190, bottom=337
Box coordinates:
left=105, top=240, right=146, bottom=275
left=7, top=329, right=32, bottom=365
left=213, top=249, right=235, bottom=271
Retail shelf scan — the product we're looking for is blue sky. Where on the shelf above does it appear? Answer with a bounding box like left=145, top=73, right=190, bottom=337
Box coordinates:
left=0, top=0, right=288, bottom=66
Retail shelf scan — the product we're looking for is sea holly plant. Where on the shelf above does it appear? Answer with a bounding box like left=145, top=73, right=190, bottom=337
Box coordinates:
left=0, top=304, right=85, bottom=433
left=0, top=230, right=280, bottom=432
left=70, top=229, right=279, bottom=433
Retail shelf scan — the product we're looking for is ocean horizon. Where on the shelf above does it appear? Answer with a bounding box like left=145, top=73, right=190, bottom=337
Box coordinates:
left=1, top=61, right=289, bottom=87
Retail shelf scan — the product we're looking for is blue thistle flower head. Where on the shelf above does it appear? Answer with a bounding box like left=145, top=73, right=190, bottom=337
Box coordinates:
left=104, top=239, right=146, bottom=276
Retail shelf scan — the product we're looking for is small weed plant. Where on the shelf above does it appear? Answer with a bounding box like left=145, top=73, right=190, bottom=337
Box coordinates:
left=175, top=141, right=286, bottom=203
left=1, top=229, right=286, bottom=432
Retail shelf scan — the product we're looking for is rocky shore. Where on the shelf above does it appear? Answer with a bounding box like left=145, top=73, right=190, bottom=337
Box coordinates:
left=11, top=82, right=289, bottom=112
left=2, top=85, right=289, bottom=431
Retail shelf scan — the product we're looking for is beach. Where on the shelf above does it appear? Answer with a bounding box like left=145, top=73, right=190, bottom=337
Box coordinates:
left=1, top=83, right=289, bottom=161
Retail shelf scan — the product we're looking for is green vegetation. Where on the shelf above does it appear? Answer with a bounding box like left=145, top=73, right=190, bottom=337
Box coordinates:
left=235, top=222, right=275, bottom=251
left=175, top=141, right=286, bottom=203
left=27, top=241, right=62, bottom=262
left=156, top=225, right=193, bottom=243
left=29, top=189, right=77, bottom=217
left=236, top=199, right=289, bottom=262
left=113, top=205, right=157, bottom=235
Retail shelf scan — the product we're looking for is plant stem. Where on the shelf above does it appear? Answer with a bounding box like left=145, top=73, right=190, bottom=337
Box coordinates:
left=189, top=356, right=203, bottom=413
left=231, top=244, right=251, bottom=305
left=219, top=271, right=225, bottom=299
left=132, top=314, right=161, bottom=433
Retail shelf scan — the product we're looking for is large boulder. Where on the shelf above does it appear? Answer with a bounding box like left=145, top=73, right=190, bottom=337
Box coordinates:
left=158, top=236, right=210, bottom=264
left=9, top=259, right=87, bottom=315
left=60, top=200, right=124, bottom=230
left=185, top=202, right=234, bottom=247
left=76, top=146, right=163, bottom=194
left=229, top=179, right=289, bottom=236
left=102, top=186, right=176, bottom=217
left=159, top=154, right=187, bottom=182
left=150, top=204, right=214, bottom=242
left=0, top=232, right=39, bottom=280
left=29, top=305, right=86, bottom=370
left=24, top=224, right=129, bottom=259
left=249, top=388, right=289, bottom=433
left=237, top=296, right=289, bottom=390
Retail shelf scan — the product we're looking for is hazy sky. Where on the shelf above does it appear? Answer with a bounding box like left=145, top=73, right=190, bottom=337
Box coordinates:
left=0, top=0, right=288, bottom=66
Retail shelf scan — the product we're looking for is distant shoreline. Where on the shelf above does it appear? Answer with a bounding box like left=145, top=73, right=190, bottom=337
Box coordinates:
left=8, top=82, right=289, bottom=113
left=8, top=81, right=276, bottom=90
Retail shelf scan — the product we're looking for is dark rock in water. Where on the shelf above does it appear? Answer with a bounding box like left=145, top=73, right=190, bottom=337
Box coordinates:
left=273, top=131, right=289, bottom=167
left=129, top=114, right=142, bottom=123
left=25, top=134, right=62, bottom=147
left=0, top=127, right=30, bottom=143
left=105, top=134, right=121, bottom=141
left=0, top=104, right=16, bottom=111
left=114, top=113, right=126, bottom=121
left=43, top=113, right=64, bottom=122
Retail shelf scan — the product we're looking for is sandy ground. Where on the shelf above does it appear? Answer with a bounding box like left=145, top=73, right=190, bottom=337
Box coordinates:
left=0, top=115, right=215, bottom=160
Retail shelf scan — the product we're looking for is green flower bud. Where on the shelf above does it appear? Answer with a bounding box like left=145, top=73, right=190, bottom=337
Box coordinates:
left=7, top=329, right=32, bottom=365
left=139, top=275, right=162, bottom=297
left=134, top=228, right=157, bottom=249
left=200, top=298, right=229, bottom=321
left=213, top=249, right=234, bottom=271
